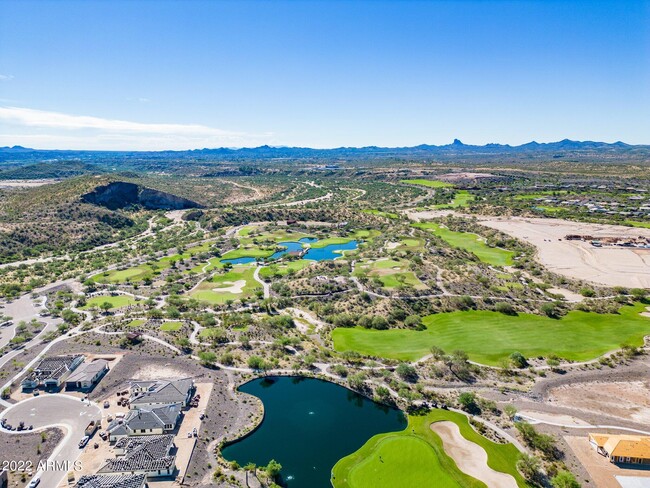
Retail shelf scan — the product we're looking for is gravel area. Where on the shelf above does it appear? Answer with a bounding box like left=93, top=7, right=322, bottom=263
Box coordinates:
left=186, top=370, right=259, bottom=487
left=0, top=427, right=64, bottom=487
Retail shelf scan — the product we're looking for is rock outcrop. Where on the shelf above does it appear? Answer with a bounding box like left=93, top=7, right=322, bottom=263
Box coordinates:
left=81, top=181, right=203, bottom=210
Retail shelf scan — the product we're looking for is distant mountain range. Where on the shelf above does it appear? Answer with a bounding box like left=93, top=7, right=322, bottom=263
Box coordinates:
left=1, top=139, right=649, bottom=168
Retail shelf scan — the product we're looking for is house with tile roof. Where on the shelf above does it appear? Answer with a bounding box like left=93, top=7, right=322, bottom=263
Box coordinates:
left=589, top=433, right=650, bottom=465
left=128, top=378, right=195, bottom=410
left=76, top=473, right=147, bottom=488
left=65, top=359, right=109, bottom=391
left=98, top=435, right=176, bottom=478
left=106, top=404, right=181, bottom=442
left=21, top=355, right=84, bottom=390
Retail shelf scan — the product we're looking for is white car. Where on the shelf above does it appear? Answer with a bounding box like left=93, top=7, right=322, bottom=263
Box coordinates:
left=28, top=478, right=41, bottom=487
left=79, top=435, right=90, bottom=448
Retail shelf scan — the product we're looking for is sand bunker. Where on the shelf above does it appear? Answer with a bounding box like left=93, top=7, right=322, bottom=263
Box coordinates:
left=212, top=279, right=246, bottom=294
left=478, top=216, right=650, bottom=288
left=385, top=241, right=400, bottom=250
left=430, top=421, right=518, bottom=488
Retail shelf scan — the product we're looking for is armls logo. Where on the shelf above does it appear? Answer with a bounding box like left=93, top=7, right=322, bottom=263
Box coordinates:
left=37, top=460, right=83, bottom=472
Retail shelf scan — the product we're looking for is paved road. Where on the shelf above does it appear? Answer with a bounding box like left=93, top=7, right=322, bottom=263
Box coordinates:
left=1, top=394, right=101, bottom=488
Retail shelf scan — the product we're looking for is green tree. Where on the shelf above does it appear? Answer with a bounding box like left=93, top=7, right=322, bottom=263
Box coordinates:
left=509, top=351, right=528, bottom=369
left=516, top=453, right=541, bottom=481
left=396, top=363, right=418, bottom=382
left=551, top=471, right=581, bottom=488
left=265, top=459, right=282, bottom=480
left=458, top=392, right=480, bottom=414
left=198, top=351, right=217, bottom=366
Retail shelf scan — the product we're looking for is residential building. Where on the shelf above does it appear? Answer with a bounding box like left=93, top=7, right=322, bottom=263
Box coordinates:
left=21, top=355, right=84, bottom=390
left=129, top=378, right=195, bottom=410
left=589, top=433, right=650, bottom=465
left=76, top=473, right=147, bottom=488
left=98, top=435, right=176, bottom=478
left=65, top=359, right=109, bottom=391
left=106, top=404, right=181, bottom=442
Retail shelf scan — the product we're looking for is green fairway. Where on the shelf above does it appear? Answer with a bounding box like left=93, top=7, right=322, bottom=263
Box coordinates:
left=414, top=222, right=514, bottom=266
left=220, top=247, right=275, bottom=260
left=160, top=321, right=183, bottom=332
left=362, top=209, right=399, bottom=219
left=355, top=258, right=427, bottom=290
left=259, top=259, right=312, bottom=278
left=81, top=295, right=138, bottom=310
left=332, top=303, right=650, bottom=365
left=352, top=229, right=381, bottom=240
left=126, top=319, right=145, bottom=327
left=434, top=190, right=475, bottom=209
left=309, top=237, right=354, bottom=248
left=190, top=265, right=260, bottom=304
left=399, top=237, right=425, bottom=250
left=93, top=241, right=216, bottom=283
left=332, top=409, right=528, bottom=488
left=400, top=179, right=453, bottom=188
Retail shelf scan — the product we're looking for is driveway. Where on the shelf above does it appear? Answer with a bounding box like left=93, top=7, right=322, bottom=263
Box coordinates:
left=1, top=394, right=101, bottom=487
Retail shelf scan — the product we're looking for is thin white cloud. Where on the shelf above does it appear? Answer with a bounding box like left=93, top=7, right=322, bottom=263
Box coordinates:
left=0, top=106, right=273, bottom=150
left=0, top=75, right=14, bottom=81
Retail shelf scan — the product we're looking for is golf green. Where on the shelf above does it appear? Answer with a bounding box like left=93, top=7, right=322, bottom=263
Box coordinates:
left=333, top=409, right=528, bottom=488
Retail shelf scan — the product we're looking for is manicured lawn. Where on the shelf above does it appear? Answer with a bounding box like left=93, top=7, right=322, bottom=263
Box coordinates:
left=362, top=209, right=399, bottom=219
left=352, top=229, right=381, bottom=240
left=126, top=319, right=146, bottom=327
left=332, top=303, right=650, bottom=365
left=160, top=321, right=183, bottom=332
left=400, top=179, right=453, bottom=188
left=332, top=409, right=528, bottom=488
left=414, top=222, right=514, bottom=266
left=309, top=237, right=354, bottom=248
left=259, top=260, right=312, bottom=279
left=190, top=266, right=261, bottom=304
left=399, top=237, right=425, bottom=250
left=81, top=295, right=138, bottom=310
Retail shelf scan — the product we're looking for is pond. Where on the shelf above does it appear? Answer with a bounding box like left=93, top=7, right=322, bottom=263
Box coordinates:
left=221, top=376, right=406, bottom=487
left=304, top=240, right=358, bottom=261
left=220, top=238, right=356, bottom=265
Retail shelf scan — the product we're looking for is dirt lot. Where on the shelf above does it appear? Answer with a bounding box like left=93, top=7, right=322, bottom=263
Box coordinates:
left=565, top=435, right=650, bottom=488
left=0, top=427, right=63, bottom=487
left=478, top=216, right=650, bottom=287
left=549, top=380, right=650, bottom=425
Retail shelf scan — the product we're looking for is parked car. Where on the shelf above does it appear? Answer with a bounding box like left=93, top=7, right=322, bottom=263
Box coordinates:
left=103, top=400, right=110, bottom=408
left=27, top=478, right=40, bottom=487
left=187, top=431, right=192, bottom=438
left=79, top=436, right=90, bottom=448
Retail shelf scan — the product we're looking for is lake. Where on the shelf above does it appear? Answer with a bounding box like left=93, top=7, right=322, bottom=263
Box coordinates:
left=221, top=376, right=406, bottom=487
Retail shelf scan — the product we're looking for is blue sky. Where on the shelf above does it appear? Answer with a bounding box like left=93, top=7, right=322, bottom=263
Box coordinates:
left=0, top=0, right=648, bottom=150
